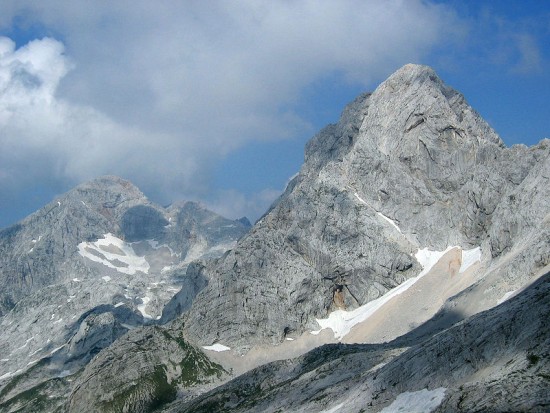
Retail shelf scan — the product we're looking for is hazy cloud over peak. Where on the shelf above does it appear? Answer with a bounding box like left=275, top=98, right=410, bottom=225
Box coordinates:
left=5, top=1, right=546, bottom=227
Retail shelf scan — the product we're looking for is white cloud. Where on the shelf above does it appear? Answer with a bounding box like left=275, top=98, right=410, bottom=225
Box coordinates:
left=0, top=1, right=459, bottom=221
left=511, top=33, right=543, bottom=74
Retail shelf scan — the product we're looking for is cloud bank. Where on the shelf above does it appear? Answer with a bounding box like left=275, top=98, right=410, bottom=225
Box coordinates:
left=0, top=0, right=459, bottom=223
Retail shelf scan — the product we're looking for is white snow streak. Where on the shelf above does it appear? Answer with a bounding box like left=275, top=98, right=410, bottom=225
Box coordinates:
left=380, top=388, right=446, bottom=413
left=312, top=247, right=454, bottom=340
left=497, top=290, right=517, bottom=305
left=49, top=344, right=66, bottom=355
left=0, top=372, right=12, bottom=380
left=320, top=403, right=344, bottom=413
left=377, top=212, right=402, bottom=233
left=202, top=343, right=231, bottom=352
left=114, top=302, right=125, bottom=308
left=77, top=233, right=150, bottom=275
left=354, top=192, right=369, bottom=206
left=16, top=337, right=34, bottom=352
left=459, top=247, right=481, bottom=273
left=29, top=347, right=43, bottom=357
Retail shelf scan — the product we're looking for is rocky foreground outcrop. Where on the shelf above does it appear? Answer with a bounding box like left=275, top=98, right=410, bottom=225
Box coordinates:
left=169, top=272, right=550, bottom=413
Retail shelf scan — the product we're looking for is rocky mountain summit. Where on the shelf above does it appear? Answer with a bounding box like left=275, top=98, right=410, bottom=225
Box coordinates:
left=181, top=64, right=549, bottom=351
left=0, top=64, right=548, bottom=412
left=0, top=176, right=249, bottom=411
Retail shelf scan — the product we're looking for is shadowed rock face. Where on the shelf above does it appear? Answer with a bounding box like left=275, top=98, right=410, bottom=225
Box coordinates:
left=121, top=205, right=169, bottom=242
left=181, top=64, right=549, bottom=351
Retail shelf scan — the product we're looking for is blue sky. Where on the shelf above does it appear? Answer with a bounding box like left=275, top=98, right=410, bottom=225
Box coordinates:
left=0, top=0, right=548, bottom=228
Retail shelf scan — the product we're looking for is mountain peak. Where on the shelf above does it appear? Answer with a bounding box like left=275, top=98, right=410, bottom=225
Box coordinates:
left=363, top=64, right=504, bottom=154
left=375, top=63, right=453, bottom=104
left=388, top=63, right=439, bottom=82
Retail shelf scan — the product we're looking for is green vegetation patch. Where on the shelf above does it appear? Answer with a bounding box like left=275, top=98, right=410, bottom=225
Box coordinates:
left=100, top=365, right=177, bottom=413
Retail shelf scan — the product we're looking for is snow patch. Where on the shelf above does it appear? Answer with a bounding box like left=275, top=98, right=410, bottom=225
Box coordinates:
left=77, top=233, right=150, bottom=275
left=285, top=337, right=294, bottom=341
left=354, top=192, right=369, bottom=206
left=202, top=343, right=231, bottom=352
left=380, top=388, right=446, bottom=413
left=58, top=370, right=72, bottom=378
left=29, top=347, right=43, bottom=357
left=49, top=344, right=66, bottom=355
left=377, top=212, right=402, bottom=233
left=137, top=296, right=154, bottom=319
left=102, top=276, right=111, bottom=282
left=72, top=278, right=81, bottom=282
left=16, top=337, right=34, bottom=351
left=497, top=290, right=517, bottom=305
left=53, top=318, right=63, bottom=324
left=114, top=302, right=125, bottom=308
left=460, top=247, right=481, bottom=273
left=312, top=247, right=454, bottom=340
left=0, top=372, right=12, bottom=380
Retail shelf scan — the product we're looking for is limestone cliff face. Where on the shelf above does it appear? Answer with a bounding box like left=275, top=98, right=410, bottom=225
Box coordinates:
left=182, top=64, right=549, bottom=350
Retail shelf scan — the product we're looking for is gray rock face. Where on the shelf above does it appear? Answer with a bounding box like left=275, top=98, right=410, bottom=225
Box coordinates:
left=67, top=321, right=227, bottom=413
left=0, top=176, right=249, bottom=408
left=0, top=176, right=146, bottom=317
left=182, top=64, right=550, bottom=351
left=67, top=312, right=128, bottom=362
